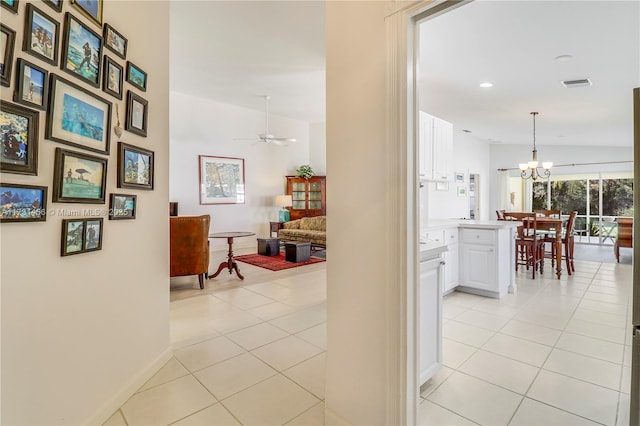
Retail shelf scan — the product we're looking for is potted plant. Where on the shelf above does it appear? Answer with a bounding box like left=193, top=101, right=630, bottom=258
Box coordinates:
left=296, top=164, right=314, bottom=180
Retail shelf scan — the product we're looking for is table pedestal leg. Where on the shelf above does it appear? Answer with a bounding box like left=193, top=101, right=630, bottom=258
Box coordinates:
left=555, top=238, right=562, bottom=278
left=209, top=237, right=245, bottom=280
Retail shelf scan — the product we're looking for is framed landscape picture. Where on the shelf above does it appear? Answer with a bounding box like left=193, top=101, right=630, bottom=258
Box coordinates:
left=0, top=183, right=47, bottom=223
left=103, top=23, right=126, bottom=59
left=102, top=55, right=123, bottom=99
left=46, top=74, right=111, bottom=155
left=117, top=142, right=154, bottom=190
left=1, top=24, right=16, bottom=87
left=125, top=90, right=148, bottom=137
left=125, top=61, right=147, bottom=92
left=1, top=0, right=18, bottom=14
left=199, top=155, right=245, bottom=205
left=0, top=100, right=39, bottom=175
left=14, top=58, right=49, bottom=111
left=109, top=193, right=136, bottom=219
left=23, top=3, right=60, bottom=66
left=52, top=147, right=107, bottom=203
left=61, top=217, right=103, bottom=256
left=61, top=12, right=102, bottom=87
left=71, top=0, right=103, bottom=28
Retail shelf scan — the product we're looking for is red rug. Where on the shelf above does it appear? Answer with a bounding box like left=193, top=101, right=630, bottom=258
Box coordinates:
left=235, top=253, right=325, bottom=271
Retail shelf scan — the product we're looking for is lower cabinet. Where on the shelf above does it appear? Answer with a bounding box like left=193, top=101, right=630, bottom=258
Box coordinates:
left=443, top=228, right=459, bottom=294
left=419, top=256, right=443, bottom=386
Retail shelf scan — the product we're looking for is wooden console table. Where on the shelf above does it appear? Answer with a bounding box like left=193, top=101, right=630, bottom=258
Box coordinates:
left=209, top=231, right=255, bottom=280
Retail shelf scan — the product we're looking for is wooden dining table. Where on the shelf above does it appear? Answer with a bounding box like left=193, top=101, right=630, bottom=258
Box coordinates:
left=521, top=217, right=565, bottom=279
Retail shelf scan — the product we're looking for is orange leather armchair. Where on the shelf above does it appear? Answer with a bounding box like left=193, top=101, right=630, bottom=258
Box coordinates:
left=170, top=214, right=210, bottom=289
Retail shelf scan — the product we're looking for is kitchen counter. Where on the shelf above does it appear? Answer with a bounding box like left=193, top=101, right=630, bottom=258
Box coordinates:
left=419, top=244, right=448, bottom=261
left=422, top=219, right=520, bottom=232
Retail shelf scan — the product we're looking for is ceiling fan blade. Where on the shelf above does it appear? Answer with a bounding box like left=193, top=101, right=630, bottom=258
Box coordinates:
left=233, top=137, right=260, bottom=141
left=272, top=137, right=297, bottom=143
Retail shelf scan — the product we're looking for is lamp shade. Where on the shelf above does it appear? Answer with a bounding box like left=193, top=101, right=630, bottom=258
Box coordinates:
left=275, top=195, right=293, bottom=207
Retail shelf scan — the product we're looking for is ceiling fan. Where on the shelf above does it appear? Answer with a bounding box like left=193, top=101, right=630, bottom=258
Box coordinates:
left=233, top=95, right=297, bottom=146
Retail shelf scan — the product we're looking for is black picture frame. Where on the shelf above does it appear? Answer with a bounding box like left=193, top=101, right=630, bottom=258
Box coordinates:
left=125, top=61, right=147, bottom=92
left=71, top=0, right=102, bottom=28
left=103, top=23, right=126, bottom=60
left=1, top=24, right=16, bottom=87
left=61, top=12, right=102, bottom=88
left=117, top=142, right=154, bottom=190
left=46, top=74, right=111, bottom=155
left=52, top=147, right=107, bottom=203
left=0, top=100, right=39, bottom=176
left=61, top=217, right=103, bottom=256
left=23, top=3, right=60, bottom=66
left=102, top=55, right=122, bottom=100
left=1, top=0, right=18, bottom=14
left=109, top=193, right=136, bottom=219
left=42, top=0, right=63, bottom=13
left=0, top=182, right=47, bottom=222
left=125, top=90, right=148, bottom=137
left=13, top=58, right=49, bottom=111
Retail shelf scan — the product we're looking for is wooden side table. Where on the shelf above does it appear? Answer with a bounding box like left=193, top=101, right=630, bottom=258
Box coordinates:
left=208, top=231, right=255, bottom=280
left=270, top=221, right=285, bottom=238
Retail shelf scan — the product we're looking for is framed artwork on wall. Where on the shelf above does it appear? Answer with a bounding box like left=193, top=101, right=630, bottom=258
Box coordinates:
left=42, top=0, right=63, bottom=13
left=125, top=61, right=147, bottom=92
left=457, top=186, right=467, bottom=197
left=0, top=100, right=39, bottom=175
left=455, top=172, right=464, bottom=184
left=103, top=23, right=126, bottom=59
left=61, top=217, right=103, bottom=256
left=13, top=58, right=49, bottom=111
left=1, top=24, right=16, bottom=87
left=109, top=193, right=136, bottom=219
left=23, top=3, right=60, bottom=66
left=102, top=55, right=123, bottom=100
left=117, top=142, right=154, bottom=190
left=0, top=183, right=47, bottom=222
left=198, top=155, right=245, bottom=205
left=1, top=0, right=19, bottom=14
left=52, top=147, right=107, bottom=203
left=46, top=74, right=111, bottom=155
left=125, top=90, right=148, bottom=137
left=71, top=0, right=103, bottom=28
left=61, top=12, right=103, bottom=88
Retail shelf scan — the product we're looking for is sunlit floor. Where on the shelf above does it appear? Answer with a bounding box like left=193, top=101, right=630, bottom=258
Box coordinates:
left=104, top=250, right=633, bottom=425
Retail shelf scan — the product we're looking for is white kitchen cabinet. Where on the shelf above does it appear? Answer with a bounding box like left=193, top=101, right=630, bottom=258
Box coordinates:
left=419, top=111, right=453, bottom=181
left=442, top=228, right=459, bottom=294
left=419, top=255, right=443, bottom=386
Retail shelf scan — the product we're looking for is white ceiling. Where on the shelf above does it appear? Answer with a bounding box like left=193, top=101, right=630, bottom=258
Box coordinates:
left=170, top=1, right=639, bottom=147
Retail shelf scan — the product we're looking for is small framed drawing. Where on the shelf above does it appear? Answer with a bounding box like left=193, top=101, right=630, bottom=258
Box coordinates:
left=125, top=90, right=148, bottom=137
left=0, top=183, right=47, bottom=222
left=46, top=74, right=111, bottom=155
left=454, top=172, right=464, bottom=184
left=103, top=23, right=126, bottom=59
left=102, top=55, right=123, bottom=100
left=117, top=142, right=154, bottom=190
left=61, top=217, right=103, bottom=256
left=109, top=193, right=136, bottom=219
left=199, top=155, right=246, bottom=205
left=61, top=12, right=103, bottom=87
left=125, top=61, right=147, bottom=92
left=52, top=147, right=107, bottom=203
left=457, top=186, right=467, bottom=197
left=0, top=100, right=39, bottom=175
left=1, top=0, right=18, bottom=14
left=14, top=58, right=49, bottom=110
left=23, top=3, right=60, bottom=66
left=42, top=0, right=63, bottom=13
left=1, top=24, right=16, bottom=87
left=71, top=0, right=103, bottom=28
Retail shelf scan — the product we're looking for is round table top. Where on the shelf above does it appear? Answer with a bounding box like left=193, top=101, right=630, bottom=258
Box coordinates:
left=208, top=231, right=255, bottom=239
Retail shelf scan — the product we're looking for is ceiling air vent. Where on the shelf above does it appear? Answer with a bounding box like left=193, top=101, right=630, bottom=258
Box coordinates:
left=561, top=78, right=592, bottom=88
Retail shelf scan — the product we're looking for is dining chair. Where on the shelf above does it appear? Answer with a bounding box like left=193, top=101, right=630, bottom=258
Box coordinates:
left=496, top=210, right=506, bottom=220
left=535, top=209, right=562, bottom=242
left=515, top=215, right=545, bottom=278
left=543, top=211, right=577, bottom=274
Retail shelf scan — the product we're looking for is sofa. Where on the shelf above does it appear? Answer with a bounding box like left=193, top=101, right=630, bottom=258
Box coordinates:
left=277, top=216, right=326, bottom=249
left=170, top=214, right=210, bottom=289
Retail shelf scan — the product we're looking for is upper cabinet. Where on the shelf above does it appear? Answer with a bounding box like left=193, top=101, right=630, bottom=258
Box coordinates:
left=286, top=175, right=326, bottom=220
left=419, top=111, right=453, bottom=181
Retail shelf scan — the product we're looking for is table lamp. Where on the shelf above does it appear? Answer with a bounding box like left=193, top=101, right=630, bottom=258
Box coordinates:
left=275, top=195, right=292, bottom=222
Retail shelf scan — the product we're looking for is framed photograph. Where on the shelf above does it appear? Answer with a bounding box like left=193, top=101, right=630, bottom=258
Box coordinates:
left=102, top=55, right=122, bottom=99
left=0, top=183, right=47, bottom=222
left=103, top=23, right=126, bottom=59
left=454, top=172, right=464, bottom=184
left=109, top=193, right=136, bottom=219
left=13, top=58, right=49, bottom=110
left=199, top=155, right=245, bottom=205
left=457, top=186, right=467, bottom=197
left=0, top=100, right=39, bottom=175
left=435, top=181, right=449, bottom=192
left=71, top=0, right=102, bottom=28
left=125, top=61, right=147, bottom=92
left=46, top=74, right=111, bottom=155
left=43, top=0, right=63, bottom=13
left=1, top=24, right=16, bottom=87
left=61, top=12, right=102, bottom=87
left=61, top=217, right=103, bottom=256
left=125, top=90, right=148, bottom=137
left=117, top=142, right=154, bottom=190
left=1, top=0, right=18, bottom=14
left=23, top=3, right=60, bottom=66
left=52, top=147, right=107, bottom=203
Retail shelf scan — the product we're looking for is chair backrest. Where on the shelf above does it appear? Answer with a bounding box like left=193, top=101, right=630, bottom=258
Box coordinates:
left=535, top=209, right=562, bottom=218
left=565, top=211, right=578, bottom=236
left=170, top=214, right=211, bottom=277
left=518, top=214, right=538, bottom=239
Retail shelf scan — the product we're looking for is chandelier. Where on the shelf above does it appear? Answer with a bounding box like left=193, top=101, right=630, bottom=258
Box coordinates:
left=519, top=112, right=552, bottom=180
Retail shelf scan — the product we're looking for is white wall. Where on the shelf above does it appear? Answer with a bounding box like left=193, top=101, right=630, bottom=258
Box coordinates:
left=1, top=2, right=171, bottom=424
left=169, top=92, right=313, bottom=250
left=309, top=122, right=327, bottom=175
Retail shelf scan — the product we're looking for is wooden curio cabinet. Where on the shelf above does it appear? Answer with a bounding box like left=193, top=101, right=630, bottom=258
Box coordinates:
left=286, top=175, right=326, bottom=220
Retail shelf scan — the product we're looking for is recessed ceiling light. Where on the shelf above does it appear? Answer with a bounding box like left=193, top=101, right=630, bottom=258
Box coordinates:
left=555, top=54, right=573, bottom=61
left=479, top=82, right=493, bottom=88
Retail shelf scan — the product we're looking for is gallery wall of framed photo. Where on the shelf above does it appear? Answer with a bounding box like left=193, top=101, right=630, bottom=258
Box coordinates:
left=0, top=1, right=171, bottom=425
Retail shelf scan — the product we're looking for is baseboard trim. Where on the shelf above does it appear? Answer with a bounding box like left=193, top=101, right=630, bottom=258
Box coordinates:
left=324, top=406, right=353, bottom=425
left=86, top=347, right=173, bottom=425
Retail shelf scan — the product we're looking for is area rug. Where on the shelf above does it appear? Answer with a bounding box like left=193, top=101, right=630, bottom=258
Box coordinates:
left=235, top=253, right=325, bottom=271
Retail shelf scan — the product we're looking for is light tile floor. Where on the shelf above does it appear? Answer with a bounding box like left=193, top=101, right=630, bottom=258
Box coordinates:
left=105, top=251, right=634, bottom=425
